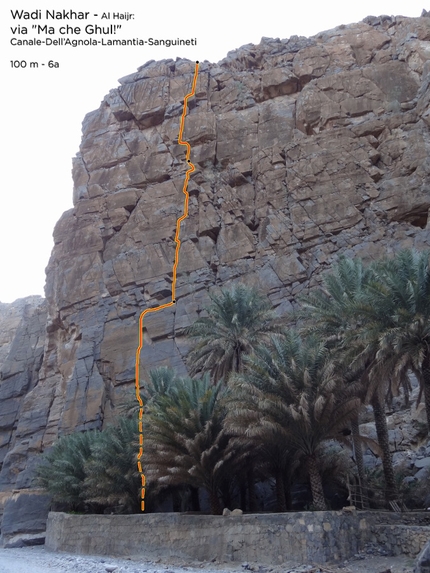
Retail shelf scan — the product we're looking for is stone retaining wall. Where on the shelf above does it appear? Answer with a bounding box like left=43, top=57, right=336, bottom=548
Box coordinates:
left=367, top=511, right=430, bottom=526
left=372, top=525, right=430, bottom=556
left=46, top=511, right=369, bottom=564
left=45, top=511, right=430, bottom=564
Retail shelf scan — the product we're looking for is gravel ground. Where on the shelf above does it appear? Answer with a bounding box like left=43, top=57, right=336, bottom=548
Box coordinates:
left=0, top=546, right=417, bottom=573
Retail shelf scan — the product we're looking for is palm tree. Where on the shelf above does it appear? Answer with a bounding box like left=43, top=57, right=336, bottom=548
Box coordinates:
left=36, top=430, right=99, bottom=510
left=224, top=407, right=300, bottom=512
left=185, top=284, right=280, bottom=510
left=226, top=332, right=360, bottom=510
left=37, top=421, right=141, bottom=513
left=143, top=374, right=243, bottom=514
left=118, top=366, right=193, bottom=511
left=185, top=283, right=280, bottom=382
left=361, top=249, right=430, bottom=433
left=141, top=366, right=177, bottom=402
left=83, top=417, right=141, bottom=513
left=119, top=366, right=178, bottom=419
left=300, top=256, right=399, bottom=504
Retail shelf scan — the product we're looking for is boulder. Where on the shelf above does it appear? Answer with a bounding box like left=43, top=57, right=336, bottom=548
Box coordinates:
left=4, top=532, right=45, bottom=548
left=416, top=540, right=430, bottom=573
left=415, top=458, right=430, bottom=469
left=1, top=490, right=51, bottom=547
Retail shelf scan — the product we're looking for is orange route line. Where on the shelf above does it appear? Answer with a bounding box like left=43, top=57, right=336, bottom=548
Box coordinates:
left=135, top=61, right=200, bottom=512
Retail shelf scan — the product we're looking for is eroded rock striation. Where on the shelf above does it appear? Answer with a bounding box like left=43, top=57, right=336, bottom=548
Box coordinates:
left=0, top=297, right=46, bottom=486
left=0, top=13, right=429, bottom=538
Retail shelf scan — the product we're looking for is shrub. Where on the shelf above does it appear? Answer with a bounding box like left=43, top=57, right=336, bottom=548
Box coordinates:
left=36, top=417, right=140, bottom=513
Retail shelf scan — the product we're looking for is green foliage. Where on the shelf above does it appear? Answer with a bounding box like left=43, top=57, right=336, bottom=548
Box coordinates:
left=300, top=256, right=374, bottom=343
left=143, top=373, right=244, bottom=514
left=363, top=250, right=430, bottom=428
left=227, top=332, right=359, bottom=456
left=226, top=331, right=360, bottom=510
left=36, top=430, right=99, bottom=509
left=38, top=256, right=430, bottom=515
left=36, top=417, right=139, bottom=513
left=118, top=366, right=178, bottom=418
left=302, top=250, right=430, bottom=447
left=185, top=283, right=280, bottom=382
left=83, top=417, right=140, bottom=513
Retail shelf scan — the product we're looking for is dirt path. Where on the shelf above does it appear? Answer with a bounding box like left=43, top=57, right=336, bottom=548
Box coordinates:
left=329, top=554, right=415, bottom=573
left=0, top=546, right=417, bottom=573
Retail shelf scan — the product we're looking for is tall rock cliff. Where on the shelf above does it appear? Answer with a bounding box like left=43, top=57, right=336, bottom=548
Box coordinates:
left=0, top=296, right=46, bottom=477
left=0, top=13, right=429, bottom=537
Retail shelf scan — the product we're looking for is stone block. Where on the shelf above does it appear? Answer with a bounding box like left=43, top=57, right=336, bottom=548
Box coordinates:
left=4, top=532, right=45, bottom=548
left=416, top=540, right=430, bottom=573
left=1, top=490, right=51, bottom=545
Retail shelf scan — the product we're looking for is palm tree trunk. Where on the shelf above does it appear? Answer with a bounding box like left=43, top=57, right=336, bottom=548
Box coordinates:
left=307, top=455, right=326, bottom=510
left=402, top=378, right=410, bottom=408
left=235, top=346, right=241, bottom=374
left=275, top=468, right=287, bottom=512
left=220, top=480, right=232, bottom=510
left=209, top=487, right=222, bottom=515
left=239, top=482, right=247, bottom=511
left=190, top=486, right=200, bottom=512
left=283, top=474, right=292, bottom=511
left=371, top=393, right=397, bottom=503
left=422, top=354, right=430, bottom=436
left=351, top=414, right=368, bottom=509
left=172, top=489, right=181, bottom=512
left=247, top=467, right=257, bottom=512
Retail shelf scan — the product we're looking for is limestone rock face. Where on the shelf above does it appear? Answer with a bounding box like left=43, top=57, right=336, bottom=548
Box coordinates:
left=0, top=297, right=47, bottom=540
left=1, top=490, right=51, bottom=547
left=0, top=14, right=430, bottom=530
left=0, top=297, right=46, bottom=486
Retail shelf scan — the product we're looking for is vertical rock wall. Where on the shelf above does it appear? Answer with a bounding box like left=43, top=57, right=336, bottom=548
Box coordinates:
left=0, top=297, right=46, bottom=488
left=0, top=13, right=429, bottom=536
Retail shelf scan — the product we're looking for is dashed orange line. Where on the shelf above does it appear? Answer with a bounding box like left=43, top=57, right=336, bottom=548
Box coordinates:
left=135, top=61, right=199, bottom=512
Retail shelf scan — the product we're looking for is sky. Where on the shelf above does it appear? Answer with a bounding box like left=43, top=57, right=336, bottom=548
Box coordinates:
left=1, top=0, right=426, bottom=303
